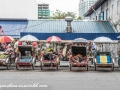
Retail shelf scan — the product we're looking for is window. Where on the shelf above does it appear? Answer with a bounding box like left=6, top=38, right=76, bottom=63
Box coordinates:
left=43, top=7, right=48, bottom=9
left=117, top=1, right=120, bottom=15
left=106, top=8, right=108, bottom=20
left=96, top=16, right=97, bottom=20
left=38, top=7, right=42, bottom=9
left=99, top=14, right=101, bottom=20
left=112, top=4, right=114, bottom=20
left=100, top=12, right=104, bottom=20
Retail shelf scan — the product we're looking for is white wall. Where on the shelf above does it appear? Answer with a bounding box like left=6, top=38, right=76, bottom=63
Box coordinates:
left=88, top=0, right=120, bottom=32
left=90, top=6, right=101, bottom=20
left=0, top=0, right=38, bottom=19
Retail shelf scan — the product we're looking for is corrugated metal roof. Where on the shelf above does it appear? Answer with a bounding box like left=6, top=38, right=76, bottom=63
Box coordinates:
left=25, top=20, right=115, bottom=33
left=0, top=19, right=115, bottom=39
left=0, top=20, right=28, bottom=38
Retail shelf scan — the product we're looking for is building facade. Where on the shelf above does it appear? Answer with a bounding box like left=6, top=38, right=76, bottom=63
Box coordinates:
left=79, top=0, right=97, bottom=20
left=84, top=0, right=120, bottom=32
left=38, top=4, right=50, bottom=19
left=0, top=0, right=38, bottom=19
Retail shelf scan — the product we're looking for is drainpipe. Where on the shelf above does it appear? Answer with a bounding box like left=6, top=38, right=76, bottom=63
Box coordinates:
left=92, top=6, right=99, bottom=16
left=109, top=19, right=118, bottom=33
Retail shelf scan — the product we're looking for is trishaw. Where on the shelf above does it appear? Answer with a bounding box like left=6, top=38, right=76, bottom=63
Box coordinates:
left=40, top=49, right=59, bottom=70
left=117, top=51, right=120, bottom=67
left=15, top=45, right=36, bottom=70
left=69, top=46, right=88, bottom=71
left=0, top=49, right=15, bottom=70
left=94, top=52, right=114, bottom=71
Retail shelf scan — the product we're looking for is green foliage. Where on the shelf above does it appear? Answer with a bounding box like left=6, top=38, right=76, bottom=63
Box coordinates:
left=76, top=16, right=82, bottom=20
left=50, top=9, right=82, bottom=20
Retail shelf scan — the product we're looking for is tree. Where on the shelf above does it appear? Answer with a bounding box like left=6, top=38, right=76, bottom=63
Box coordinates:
left=76, top=16, right=82, bottom=20
left=50, top=9, right=82, bottom=20
left=50, top=10, right=66, bottom=19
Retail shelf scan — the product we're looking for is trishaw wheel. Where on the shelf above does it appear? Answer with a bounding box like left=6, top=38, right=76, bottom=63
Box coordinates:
left=56, top=63, right=58, bottom=70
left=16, top=65, right=19, bottom=70
left=118, top=59, right=120, bottom=67
left=58, top=60, right=60, bottom=65
left=95, top=64, right=96, bottom=71
left=69, top=63, right=72, bottom=71
left=112, top=64, right=114, bottom=71
left=32, top=60, right=36, bottom=70
left=32, top=64, right=35, bottom=70
left=6, top=58, right=11, bottom=70
left=40, top=62, right=43, bottom=70
left=86, top=65, right=88, bottom=71
left=32, top=58, right=36, bottom=70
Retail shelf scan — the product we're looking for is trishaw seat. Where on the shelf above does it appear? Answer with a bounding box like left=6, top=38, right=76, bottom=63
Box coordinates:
left=21, top=56, right=32, bottom=59
left=96, top=55, right=111, bottom=64
left=95, top=52, right=111, bottom=64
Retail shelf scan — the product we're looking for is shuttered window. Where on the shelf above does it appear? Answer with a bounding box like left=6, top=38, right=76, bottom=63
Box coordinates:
left=106, top=8, right=108, bottom=20
left=117, top=1, right=120, bottom=15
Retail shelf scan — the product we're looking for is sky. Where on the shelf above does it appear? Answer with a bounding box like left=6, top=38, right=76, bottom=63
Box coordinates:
left=37, top=0, right=79, bottom=16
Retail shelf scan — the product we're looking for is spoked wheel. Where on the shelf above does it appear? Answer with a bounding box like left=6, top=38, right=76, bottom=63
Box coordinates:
left=32, top=58, right=36, bottom=70
left=40, top=61, right=43, bottom=70
left=95, top=64, right=96, bottom=71
left=69, top=63, right=72, bottom=71
left=6, top=58, right=11, bottom=70
left=16, top=64, right=19, bottom=70
left=32, top=64, right=35, bottom=70
left=86, top=65, right=88, bottom=71
left=58, top=58, right=60, bottom=65
left=112, top=64, right=114, bottom=71
left=56, top=63, right=58, bottom=70
left=118, top=59, right=120, bottom=67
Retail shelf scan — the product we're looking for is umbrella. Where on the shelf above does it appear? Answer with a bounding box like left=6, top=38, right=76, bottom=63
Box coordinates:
left=46, top=36, right=62, bottom=42
left=93, top=36, right=113, bottom=43
left=72, top=38, right=89, bottom=43
left=94, top=36, right=113, bottom=52
left=46, top=36, right=62, bottom=52
left=7, top=36, right=14, bottom=41
left=0, top=36, right=14, bottom=43
left=20, top=35, right=38, bottom=41
left=32, top=42, right=37, bottom=47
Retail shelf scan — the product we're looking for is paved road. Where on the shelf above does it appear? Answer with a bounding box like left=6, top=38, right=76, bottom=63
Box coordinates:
left=0, top=66, right=120, bottom=90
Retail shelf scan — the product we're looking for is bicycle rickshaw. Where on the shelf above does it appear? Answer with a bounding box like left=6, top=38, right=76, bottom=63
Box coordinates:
left=15, top=45, right=36, bottom=70
left=40, top=49, right=59, bottom=70
left=69, top=46, right=88, bottom=71
left=0, top=49, right=15, bottom=70
left=117, top=51, right=120, bottom=67
left=94, top=52, right=114, bottom=71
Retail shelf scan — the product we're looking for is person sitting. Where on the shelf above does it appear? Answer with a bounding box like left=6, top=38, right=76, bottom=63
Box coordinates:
left=72, top=55, right=79, bottom=63
left=66, top=49, right=72, bottom=61
left=5, top=44, right=14, bottom=54
left=25, top=51, right=31, bottom=56
left=43, top=49, right=55, bottom=61
left=0, top=45, right=5, bottom=51
left=77, top=54, right=84, bottom=62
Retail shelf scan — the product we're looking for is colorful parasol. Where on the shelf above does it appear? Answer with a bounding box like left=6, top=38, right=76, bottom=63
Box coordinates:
left=32, top=42, right=37, bottom=47
left=0, top=36, right=14, bottom=43
left=7, top=36, right=14, bottom=41
left=46, top=36, right=62, bottom=42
